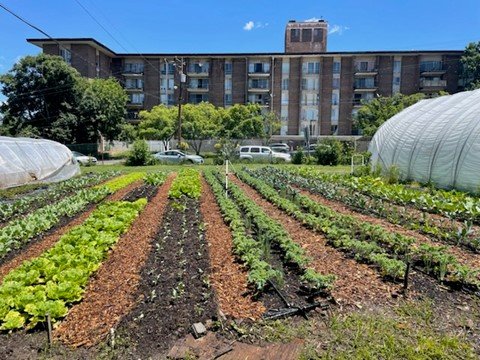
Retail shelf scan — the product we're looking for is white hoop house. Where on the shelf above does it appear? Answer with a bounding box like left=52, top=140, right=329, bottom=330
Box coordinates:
left=369, top=89, right=480, bottom=192
left=0, top=136, right=80, bottom=189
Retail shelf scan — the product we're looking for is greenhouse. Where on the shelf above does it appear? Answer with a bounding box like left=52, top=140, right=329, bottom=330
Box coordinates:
left=0, top=136, right=79, bottom=188
left=369, top=89, right=480, bottom=193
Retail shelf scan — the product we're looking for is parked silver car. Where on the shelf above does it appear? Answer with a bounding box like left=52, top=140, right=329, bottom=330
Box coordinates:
left=269, top=143, right=290, bottom=153
left=154, top=150, right=204, bottom=164
left=72, top=151, right=97, bottom=165
left=238, top=146, right=291, bottom=162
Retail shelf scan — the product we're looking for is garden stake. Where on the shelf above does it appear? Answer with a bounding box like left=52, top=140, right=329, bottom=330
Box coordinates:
left=403, top=261, right=411, bottom=295
left=46, top=313, right=52, bottom=346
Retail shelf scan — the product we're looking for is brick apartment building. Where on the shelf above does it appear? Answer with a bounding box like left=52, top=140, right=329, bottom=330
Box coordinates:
left=27, top=19, right=463, bottom=137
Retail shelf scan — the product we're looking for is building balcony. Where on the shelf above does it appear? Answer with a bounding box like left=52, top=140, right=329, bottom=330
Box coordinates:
left=420, top=79, right=447, bottom=89
left=419, top=62, right=445, bottom=75
left=187, top=71, right=209, bottom=77
left=187, top=86, right=209, bottom=92
left=248, top=71, right=271, bottom=77
left=125, top=87, right=144, bottom=91
left=354, top=86, right=377, bottom=92
left=248, top=87, right=270, bottom=92
left=354, top=68, right=378, bottom=76
left=127, top=101, right=144, bottom=108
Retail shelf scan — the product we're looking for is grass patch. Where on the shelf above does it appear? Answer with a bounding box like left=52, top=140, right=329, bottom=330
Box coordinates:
left=300, top=301, right=477, bottom=360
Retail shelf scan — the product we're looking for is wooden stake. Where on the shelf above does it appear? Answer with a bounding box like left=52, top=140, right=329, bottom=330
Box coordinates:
left=46, top=313, right=52, bottom=346
left=403, top=261, right=411, bottom=296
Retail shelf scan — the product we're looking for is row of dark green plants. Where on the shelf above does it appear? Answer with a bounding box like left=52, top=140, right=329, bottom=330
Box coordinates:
left=240, top=168, right=480, bottom=288
left=210, top=170, right=336, bottom=292
left=279, top=167, right=480, bottom=252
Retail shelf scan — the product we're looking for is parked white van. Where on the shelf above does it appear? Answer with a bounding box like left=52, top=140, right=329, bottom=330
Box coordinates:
left=237, top=146, right=291, bottom=163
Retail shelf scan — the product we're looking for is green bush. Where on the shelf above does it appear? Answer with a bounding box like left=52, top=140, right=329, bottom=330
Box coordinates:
left=126, top=140, right=156, bottom=166
left=314, top=139, right=342, bottom=166
left=292, top=147, right=305, bottom=164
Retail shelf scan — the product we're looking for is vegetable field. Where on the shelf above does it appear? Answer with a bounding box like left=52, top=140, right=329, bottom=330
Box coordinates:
left=0, top=165, right=479, bottom=359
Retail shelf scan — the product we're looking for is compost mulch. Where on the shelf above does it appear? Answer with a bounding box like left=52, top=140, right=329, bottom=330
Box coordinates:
left=200, top=176, right=265, bottom=320
left=230, top=175, right=398, bottom=308
left=112, top=196, right=217, bottom=359
left=54, top=175, right=175, bottom=347
left=0, top=179, right=143, bottom=283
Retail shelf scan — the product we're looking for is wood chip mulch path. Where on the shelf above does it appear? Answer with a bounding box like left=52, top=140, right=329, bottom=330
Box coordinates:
left=300, top=188, right=480, bottom=274
left=0, top=180, right=142, bottom=284
left=200, top=176, right=265, bottom=320
left=230, top=175, right=398, bottom=307
left=53, top=175, right=175, bottom=347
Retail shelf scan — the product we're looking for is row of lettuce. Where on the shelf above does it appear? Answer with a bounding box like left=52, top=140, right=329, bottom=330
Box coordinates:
left=0, top=171, right=169, bottom=330
left=245, top=167, right=480, bottom=289
left=0, top=172, right=120, bottom=223
left=0, top=172, right=146, bottom=260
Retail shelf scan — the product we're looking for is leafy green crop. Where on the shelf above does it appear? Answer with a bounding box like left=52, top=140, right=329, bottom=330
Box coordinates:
left=0, top=198, right=146, bottom=331
left=0, top=172, right=119, bottom=223
left=169, top=169, right=201, bottom=199
left=143, top=171, right=168, bottom=186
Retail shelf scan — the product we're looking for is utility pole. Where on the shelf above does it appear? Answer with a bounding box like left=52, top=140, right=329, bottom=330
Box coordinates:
left=175, top=57, right=186, bottom=148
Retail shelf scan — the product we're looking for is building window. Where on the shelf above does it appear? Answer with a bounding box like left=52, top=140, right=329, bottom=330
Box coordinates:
left=302, top=28, right=312, bottom=42
left=332, top=78, right=340, bottom=89
left=302, top=109, right=318, bottom=121
left=331, top=125, right=338, bottom=135
left=124, top=62, right=144, bottom=74
left=393, top=76, right=400, bottom=85
left=249, top=62, right=270, bottom=73
left=420, top=61, right=443, bottom=72
left=224, top=62, right=232, bottom=75
left=302, top=93, right=319, bottom=106
left=160, top=94, right=174, bottom=105
left=302, top=78, right=319, bottom=90
left=282, top=78, right=289, bottom=90
left=282, top=61, right=290, bottom=74
left=161, top=78, right=174, bottom=91
left=303, top=62, right=320, bottom=74
left=188, top=62, right=209, bottom=74
left=313, top=28, right=323, bottom=42
left=189, top=93, right=208, bottom=104
left=281, top=92, right=289, bottom=105
left=393, top=60, right=401, bottom=73
left=355, top=77, right=375, bottom=89
left=249, top=78, right=269, bottom=89
left=359, top=61, right=369, bottom=71
left=60, top=48, right=71, bottom=65
left=333, top=61, right=341, bottom=74
left=225, top=78, right=232, bottom=91
left=331, top=108, right=339, bottom=121
left=332, top=93, right=338, bottom=105
left=126, top=78, right=143, bottom=89
left=225, top=93, right=232, bottom=106
left=162, top=63, right=175, bottom=75
left=291, top=28, right=300, bottom=42
left=189, top=78, right=209, bottom=89
left=248, top=93, right=268, bottom=105
left=129, top=93, right=144, bottom=104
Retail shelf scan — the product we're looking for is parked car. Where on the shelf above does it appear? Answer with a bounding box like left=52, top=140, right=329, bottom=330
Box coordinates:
left=237, top=146, right=291, bottom=163
left=72, top=151, right=97, bottom=165
left=269, top=143, right=290, bottom=153
left=154, top=150, right=204, bottom=164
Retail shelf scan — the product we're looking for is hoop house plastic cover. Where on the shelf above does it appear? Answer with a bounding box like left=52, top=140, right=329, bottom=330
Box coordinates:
left=0, top=136, right=80, bottom=189
left=369, top=89, right=480, bottom=192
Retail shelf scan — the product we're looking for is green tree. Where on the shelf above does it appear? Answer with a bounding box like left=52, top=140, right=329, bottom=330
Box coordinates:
left=355, top=93, right=427, bottom=136
left=461, top=41, right=480, bottom=90
left=0, top=54, right=80, bottom=140
left=137, top=105, right=177, bottom=148
left=182, top=102, right=220, bottom=154
left=219, top=103, right=264, bottom=145
left=76, top=77, right=128, bottom=143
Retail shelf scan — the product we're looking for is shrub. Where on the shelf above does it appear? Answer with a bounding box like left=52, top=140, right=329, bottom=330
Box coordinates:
left=126, top=140, right=156, bottom=166
left=383, top=165, right=401, bottom=184
left=292, top=147, right=305, bottom=164
left=314, top=139, right=342, bottom=166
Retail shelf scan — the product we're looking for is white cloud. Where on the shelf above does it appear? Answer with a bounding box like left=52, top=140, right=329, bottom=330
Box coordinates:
left=243, top=21, right=254, bottom=31
left=328, top=24, right=350, bottom=35
left=243, top=20, right=269, bottom=31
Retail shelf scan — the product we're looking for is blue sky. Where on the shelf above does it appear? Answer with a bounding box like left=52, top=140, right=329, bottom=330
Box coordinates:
left=0, top=0, right=479, bottom=77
